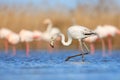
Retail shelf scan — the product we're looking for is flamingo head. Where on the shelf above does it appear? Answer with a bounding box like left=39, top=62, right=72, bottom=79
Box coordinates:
left=43, top=19, right=52, bottom=25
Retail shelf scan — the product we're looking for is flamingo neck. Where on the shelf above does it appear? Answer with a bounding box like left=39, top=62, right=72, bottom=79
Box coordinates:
left=46, top=22, right=52, bottom=32
left=59, top=33, right=72, bottom=46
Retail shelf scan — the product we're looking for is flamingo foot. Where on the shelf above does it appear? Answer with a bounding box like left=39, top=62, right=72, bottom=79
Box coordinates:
left=65, top=53, right=89, bottom=61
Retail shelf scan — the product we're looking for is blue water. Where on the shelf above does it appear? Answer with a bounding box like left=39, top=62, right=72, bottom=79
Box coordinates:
left=0, top=50, right=120, bottom=80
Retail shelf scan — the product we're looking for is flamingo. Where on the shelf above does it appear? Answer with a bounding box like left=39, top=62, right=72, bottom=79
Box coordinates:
left=103, top=25, right=120, bottom=55
left=43, top=19, right=61, bottom=51
left=0, top=28, right=12, bottom=54
left=85, top=25, right=120, bottom=56
left=85, top=35, right=98, bottom=54
left=33, top=30, right=42, bottom=49
left=6, top=32, right=20, bottom=55
left=32, top=19, right=61, bottom=51
left=94, top=25, right=109, bottom=56
left=85, top=25, right=108, bottom=55
left=19, top=29, right=34, bottom=56
left=49, top=25, right=98, bottom=61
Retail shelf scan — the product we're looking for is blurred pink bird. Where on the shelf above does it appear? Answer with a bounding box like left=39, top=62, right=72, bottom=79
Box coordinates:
left=7, top=32, right=20, bottom=55
left=19, top=29, right=34, bottom=56
left=33, top=30, right=42, bottom=49
left=86, top=25, right=120, bottom=56
left=0, top=28, right=12, bottom=54
left=85, top=25, right=107, bottom=56
left=103, top=25, right=120, bottom=55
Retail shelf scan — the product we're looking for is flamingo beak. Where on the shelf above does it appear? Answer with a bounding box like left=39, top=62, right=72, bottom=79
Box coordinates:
left=50, top=40, right=54, bottom=48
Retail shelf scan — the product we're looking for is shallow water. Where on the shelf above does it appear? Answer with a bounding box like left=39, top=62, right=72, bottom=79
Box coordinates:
left=0, top=50, right=120, bottom=80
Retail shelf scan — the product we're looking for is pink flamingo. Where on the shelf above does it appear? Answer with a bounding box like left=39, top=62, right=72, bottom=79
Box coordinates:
left=19, top=29, right=34, bottom=56
left=85, top=25, right=120, bottom=56
left=94, top=25, right=109, bottom=56
left=103, top=25, right=120, bottom=55
left=0, top=28, right=12, bottom=54
left=33, top=30, right=42, bottom=49
left=85, top=25, right=108, bottom=56
left=6, top=32, right=20, bottom=55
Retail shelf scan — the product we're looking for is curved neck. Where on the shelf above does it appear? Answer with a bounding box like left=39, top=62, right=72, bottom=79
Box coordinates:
left=59, top=33, right=72, bottom=46
left=46, top=22, right=52, bottom=32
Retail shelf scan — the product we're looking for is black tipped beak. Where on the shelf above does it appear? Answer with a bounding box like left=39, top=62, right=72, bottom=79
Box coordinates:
left=50, top=43, right=54, bottom=48
left=50, top=40, right=54, bottom=48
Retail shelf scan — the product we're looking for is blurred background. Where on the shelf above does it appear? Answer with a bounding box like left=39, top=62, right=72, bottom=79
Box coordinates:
left=0, top=0, right=120, bottom=50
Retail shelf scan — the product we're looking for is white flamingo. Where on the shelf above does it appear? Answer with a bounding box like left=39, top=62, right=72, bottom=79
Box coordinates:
left=0, top=28, right=12, bottom=53
left=19, top=29, right=34, bottom=56
left=49, top=25, right=98, bottom=61
left=32, top=19, right=61, bottom=51
left=43, top=19, right=61, bottom=51
left=6, top=32, right=20, bottom=55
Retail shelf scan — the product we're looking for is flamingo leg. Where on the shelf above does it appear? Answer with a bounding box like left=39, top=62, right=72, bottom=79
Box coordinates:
left=90, top=43, right=95, bottom=54
left=82, top=41, right=89, bottom=53
left=12, top=45, right=16, bottom=56
left=26, top=42, right=30, bottom=56
left=4, top=40, right=8, bottom=54
left=101, top=39, right=106, bottom=56
left=65, top=39, right=89, bottom=61
left=108, top=36, right=112, bottom=55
